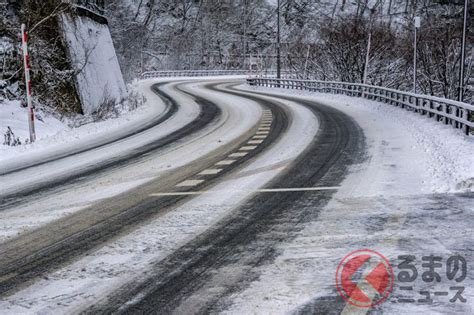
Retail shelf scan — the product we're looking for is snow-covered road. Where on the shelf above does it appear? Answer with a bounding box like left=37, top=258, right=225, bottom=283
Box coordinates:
left=0, top=78, right=472, bottom=314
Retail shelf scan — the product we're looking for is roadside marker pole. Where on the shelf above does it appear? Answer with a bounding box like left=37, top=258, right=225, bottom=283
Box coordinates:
left=21, top=23, right=36, bottom=143
left=413, top=16, right=420, bottom=93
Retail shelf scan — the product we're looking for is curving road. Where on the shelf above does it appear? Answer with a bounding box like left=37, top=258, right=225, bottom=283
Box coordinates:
left=0, top=79, right=471, bottom=315
left=88, top=83, right=365, bottom=314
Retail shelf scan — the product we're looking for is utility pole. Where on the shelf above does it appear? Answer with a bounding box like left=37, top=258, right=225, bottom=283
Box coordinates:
left=363, top=7, right=376, bottom=85
left=458, top=0, right=468, bottom=102
left=21, top=24, right=36, bottom=143
left=243, top=0, right=247, bottom=70
left=276, top=0, right=281, bottom=79
left=413, top=16, right=420, bottom=93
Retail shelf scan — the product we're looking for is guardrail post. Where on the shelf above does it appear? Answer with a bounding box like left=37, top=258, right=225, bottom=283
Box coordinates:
left=421, top=99, right=427, bottom=115
left=461, top=109, right=470, bottom=135
left=409, top=96, right=414, bottom=111
left=435, top=102, right=442, bottom=122
left=442, top=103, right=449, bottom=125
left=451, top=105, right=457, bottom=128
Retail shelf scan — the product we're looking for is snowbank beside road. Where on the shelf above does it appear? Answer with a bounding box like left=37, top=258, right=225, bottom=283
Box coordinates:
left=242, top=86, right=474, bottom=195
left=0, top=100, right=68, bottom=145
left=0, top=77, right=246, bottom=170
left=0, top=79, right=165, bottom=171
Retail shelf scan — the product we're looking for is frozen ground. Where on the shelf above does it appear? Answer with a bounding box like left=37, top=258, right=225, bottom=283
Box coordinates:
left=1, top=81, right=472, bottom=314
left=0, top=79, right=251, bottom=242
left=0, top=100, right=68, bottom=146
left=222, top=85, right=474, bottom=314
left=242, top=85, right=474, bottom=195
left=0, top=82, right=319, bottom=314
left=0, top=80, right=163, bottom=168
left=0, top=77, right=246, bottom=168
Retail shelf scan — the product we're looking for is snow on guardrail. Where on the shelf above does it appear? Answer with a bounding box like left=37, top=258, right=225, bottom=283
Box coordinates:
left=140, top=70, right=298, bottom=79
left=247, top=78, right=474, bottom=136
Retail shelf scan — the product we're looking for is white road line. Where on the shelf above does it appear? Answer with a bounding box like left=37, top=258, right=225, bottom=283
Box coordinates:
left=215, top=160, right=236, bottom=166
left=248, top=140, right=264, bottom=144
left=198, top=169, right=222, bottom=175
left=229, top=152, right=248, bottom=158
left=150, top=186, right=340, bottom=197
left=150, top=192, right=202, bottom=196
left=257, top=187, right=340, bottom=192
left=240, top=146, right=257, bottom=151
left=176, top=179, right=205, bottom=187
left=258, top=127, right=270, bottom=131
left=256, top=131, right=269, bottom=135
left=260, top=123, right=272, bottom=127
left=253, top=135, right=267, bottom=139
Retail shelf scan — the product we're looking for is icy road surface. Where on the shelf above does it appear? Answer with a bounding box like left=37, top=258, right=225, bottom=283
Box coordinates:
left=0, top=78, right=472, bottom=314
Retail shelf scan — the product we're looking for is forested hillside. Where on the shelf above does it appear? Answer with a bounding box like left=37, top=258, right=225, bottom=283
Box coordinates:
left=106, top=0, right=472, bottom=101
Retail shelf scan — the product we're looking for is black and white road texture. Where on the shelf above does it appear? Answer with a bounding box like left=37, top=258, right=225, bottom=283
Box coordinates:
left=0, top=79, right=472, bottom=314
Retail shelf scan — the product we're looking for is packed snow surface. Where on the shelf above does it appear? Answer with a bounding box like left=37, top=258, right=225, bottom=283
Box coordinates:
left=222, top=85, right=474, bottom=315
left=0, top=81, right=320, bottom=313
left=243, top=85, right=474, bottom=195
left=0, top=80, right=472, bottom=314
left=0, top=80, right=164, bottom=168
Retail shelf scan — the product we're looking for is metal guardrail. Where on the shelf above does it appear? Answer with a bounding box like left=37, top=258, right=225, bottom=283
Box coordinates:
left=141, top=70, right=248, bottom=79
left=140, top=70, right=298, bottom=79
left=247, top=78, right=474, bottom=136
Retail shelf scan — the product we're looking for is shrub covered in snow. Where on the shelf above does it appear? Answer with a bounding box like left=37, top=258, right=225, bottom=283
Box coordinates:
left=3, top=126, right=22, bottom=146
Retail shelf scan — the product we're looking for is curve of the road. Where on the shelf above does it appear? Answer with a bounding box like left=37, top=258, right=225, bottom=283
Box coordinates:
left=0, top=79, right=289, bottom=296
left=89, top=82, right=366, bottom=314
left=0, top=81, right=216, bottom=208
left=0, top=79, right=365, bottom=314
left=0, top=83, right=175, bottom=176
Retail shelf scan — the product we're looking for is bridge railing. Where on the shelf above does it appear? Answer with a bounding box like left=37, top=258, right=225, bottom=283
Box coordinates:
left=247, top=78, right=474, bottom=136
left=140, top=70, right=299, bottom=79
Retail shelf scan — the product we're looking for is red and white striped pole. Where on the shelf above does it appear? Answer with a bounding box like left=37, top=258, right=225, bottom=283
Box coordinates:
left=21, top=23, right=36, bottom=143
